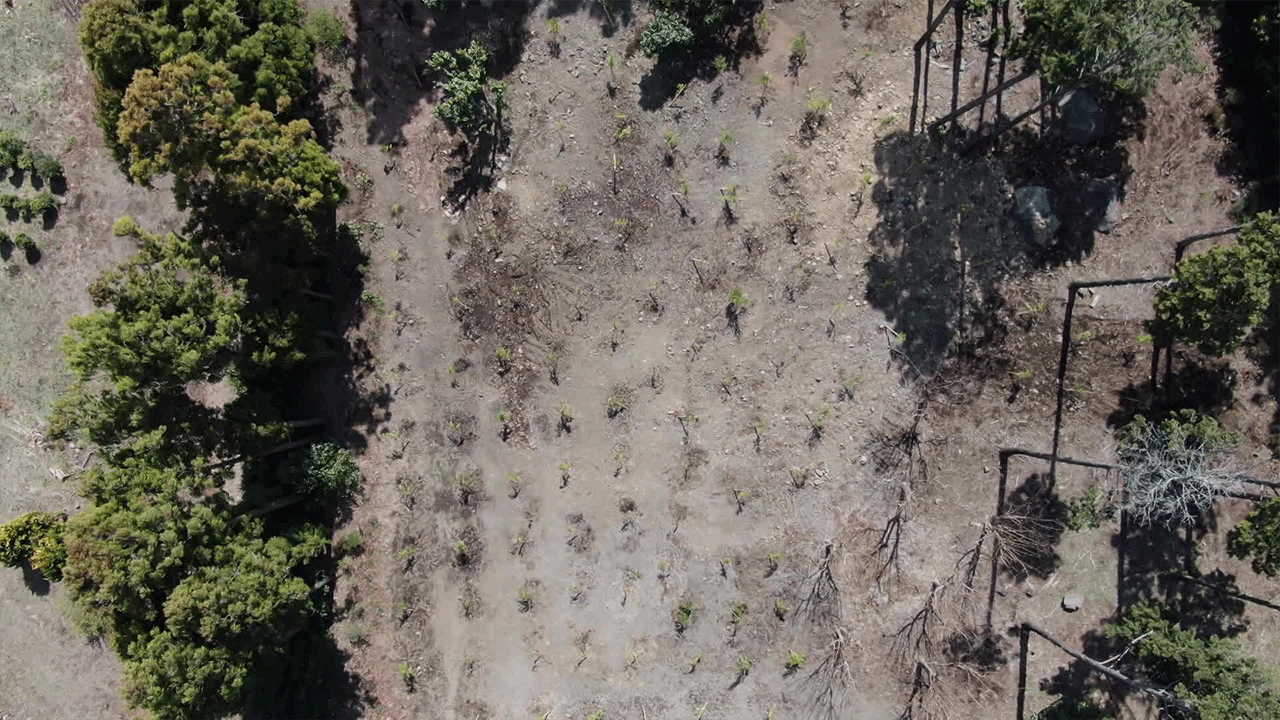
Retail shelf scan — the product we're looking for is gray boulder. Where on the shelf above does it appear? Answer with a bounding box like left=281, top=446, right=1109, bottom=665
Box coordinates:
left=1083, top=178, right=1123, bottom=233
left=1061, top=594, right=1084, bottom=613
left=1059, top=90, right=1106, bottom=145
left=1013, top=186, right=1061, bottom=248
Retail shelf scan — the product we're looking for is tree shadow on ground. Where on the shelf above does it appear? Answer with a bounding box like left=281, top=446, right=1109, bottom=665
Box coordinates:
left=866, top=97, right=1145, bottom=380
left=1210, top=2, right=1279, bottom=217
left=1107, top=355, right=1238, bottom=430
left=1112, top=513, right=1247, bottom=641
left=1038, top=628, right=1128, bottom=718
left=243, top=611, right=373, bottom=719
left=1244, top=321, right=1280, bottom=456
left=192, top=197, right=386, bottom=718
left=864, top=132, right=1024, bottom=377
left=546, top=0, right=634, bottom=36
left=637, top=4, right=764, bottom=111
left=993, top=92, right=1145, bottom=263
left=351, top=0, right=537, bottom=146
left=20, top=563, right=50, bottom=595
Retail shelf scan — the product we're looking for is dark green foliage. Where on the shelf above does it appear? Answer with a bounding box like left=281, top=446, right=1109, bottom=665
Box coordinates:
left=0, top=133, right=61, bottom=180
left=639, top=0, right=756, bottom=59
left=31, top=152, right=65, bottom=182
left=639, top=10, right=696, bottom=56
left=116, top=53, right=345, bottom=217
left=1063, top=487, right=1116, bottom=531
left=61, top=3, right=351, bottom=718
left=64, top=231, right=243, bottom=390
left=0, top=195, right=18, bottom=220
left=1228, top=498, right=1280, bottom=577
left=0, top=193, right=58, bottom=222
left=0, top=511, right=67, bottom=580
left=63, top=481, right=326, bottom=720
left=1151, top=212, right=1279, bottom=355
left=81, top=0, right=316, bottom=160
left=1108, top=602, right=1280, bottom=720
left=427, top=41, right=508, bottom=140
left=12, top=233, right=35, bottom=253
left=285, top=442, right=363, bottom=504
left=1012, top=0, right=1200, bottom=95
left=0, top=131, right=24, bottom=168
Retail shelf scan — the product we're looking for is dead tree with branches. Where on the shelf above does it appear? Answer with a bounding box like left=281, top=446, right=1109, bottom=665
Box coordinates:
left=890, top=582, right=945, bottom=666
left=1117, top=411, right=1252, bottom=528
left=803, top=628, right=855, bottom=720
left=796, top=543, right=842, bottom=625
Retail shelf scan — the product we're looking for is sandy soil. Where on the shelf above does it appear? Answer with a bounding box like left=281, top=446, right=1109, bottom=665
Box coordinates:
left=0, top=1, right=1273, bottom=719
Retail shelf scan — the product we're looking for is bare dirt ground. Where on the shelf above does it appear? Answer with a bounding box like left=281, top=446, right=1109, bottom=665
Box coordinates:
left=321, top=2, right=1276, bottom=720
left=0, top=1, right=1274, bottom=719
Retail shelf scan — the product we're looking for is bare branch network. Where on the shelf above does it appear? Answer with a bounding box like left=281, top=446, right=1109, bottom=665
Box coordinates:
left=1117, top=419, right=1251, bottom=528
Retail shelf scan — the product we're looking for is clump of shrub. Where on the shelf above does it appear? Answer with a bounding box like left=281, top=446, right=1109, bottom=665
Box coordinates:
left=0, top=193, right=58, bottom=222
left=0, top=131, right=64, bottom=182
left=0, top=511, right=67, bottom=580
left=13, top=233, right=36, bottom=255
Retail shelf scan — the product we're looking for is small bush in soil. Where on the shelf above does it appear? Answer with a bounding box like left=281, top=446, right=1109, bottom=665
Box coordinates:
left=335, top=530, right=365, bottom=556
left=307, top=9, right=349, bottom=61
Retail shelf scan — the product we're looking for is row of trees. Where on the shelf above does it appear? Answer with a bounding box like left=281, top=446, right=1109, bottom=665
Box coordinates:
left=0, top=2, right=360, bottom=719
left=0, top=130, right=65, bottom=182
left=0, top=193, right=58, bottom=223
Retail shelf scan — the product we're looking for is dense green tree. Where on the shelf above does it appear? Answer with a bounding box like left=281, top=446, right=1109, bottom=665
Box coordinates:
left=0, top=130, right=25, bottom=169
left=1228, top=498, right=1280, bottom=577
left=639, top=10, right=696, bottom=56
left=1109, top=602, right=1280, bottom=719
left=427, top=41, right=508, bottom=141
left=116, top=53, right=344, bottom=216
left=46, top=384, right=221, bottom=460
left=63, top=476, right=325, bottom=720
left=0, top=511, right=67, bottom=580
left=80, top=0, right=158, bottom=90
left=64, top=231, right=243, bottom=391
left=1151, top=212, right=1280, bottom=356
left=81, top=0, right=316, bottom=160
left=1012, top=0, right=1200, bottom=96
left=121, top=630, right=250, bottom=720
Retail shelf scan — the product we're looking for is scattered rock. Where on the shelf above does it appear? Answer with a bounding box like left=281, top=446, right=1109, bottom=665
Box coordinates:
left=1082, top=178, right=1122, bottom=233
left=1061, top=594, right=1084, bottom=612
left=495, top=178, right=508, bottom=191
left=1012, top=186, right=1060, bottom=248
left=1058, top=90, right=1105, bottom=145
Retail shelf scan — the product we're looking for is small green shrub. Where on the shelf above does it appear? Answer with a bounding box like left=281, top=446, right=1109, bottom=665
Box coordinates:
left=0, top=511, right=66, bottom=580
left=26, top=192, right=57, bottom=218
left=336, top=530, right=365, bottom=556
left=307, top=9, right=349, bottom=61
left=786, top=650, right=806, bottom=670
left=0, top=131, right=22, bottom=168
left=13, top=233, right=36, bottom=253
left=30, top=153, right=63, bottom=182
left=287, top=442, right=363, bottom=504
left=674, top=601, right=695, bottom=633
left=1064, top=487, right=1116, bottom=531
